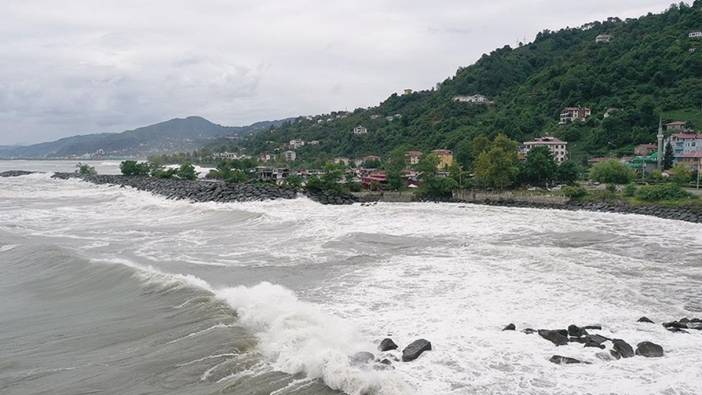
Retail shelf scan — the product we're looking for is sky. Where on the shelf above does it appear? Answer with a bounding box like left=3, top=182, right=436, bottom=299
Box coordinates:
left=0, top=0, right=679, bottom=145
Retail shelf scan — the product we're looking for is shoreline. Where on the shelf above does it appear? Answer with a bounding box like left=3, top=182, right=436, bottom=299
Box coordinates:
left=2, top=170, right=700, bottom=223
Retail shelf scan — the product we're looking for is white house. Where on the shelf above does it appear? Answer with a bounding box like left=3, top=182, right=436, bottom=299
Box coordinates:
left=559, top=107, right=591, bottom=124
left=289, top=139, right=305, bottom=149
left=689, top=31, right=702, bottom=38
left=284, top=150, right=297, bottom=162
left=595, top=34, right=613, bottom=43
left=452, top=94, right=493, bottom=104
left=521, top=136, right=569, bottom=163
left=353, top=125, right=368, bottom=135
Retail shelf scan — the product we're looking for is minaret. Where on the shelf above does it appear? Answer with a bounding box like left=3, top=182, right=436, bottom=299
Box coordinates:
left=657, top=118, right=665, bottom=169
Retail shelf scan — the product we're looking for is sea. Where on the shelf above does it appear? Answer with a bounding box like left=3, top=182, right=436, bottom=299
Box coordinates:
left=1, top=160, right=701, bottom=395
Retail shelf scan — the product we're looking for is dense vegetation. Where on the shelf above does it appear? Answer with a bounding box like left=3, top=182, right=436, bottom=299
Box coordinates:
left=234, top=2, right=702, bottom=167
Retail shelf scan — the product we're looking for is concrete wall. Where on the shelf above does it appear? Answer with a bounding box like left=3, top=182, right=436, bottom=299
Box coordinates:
left=351, top=191, right=416, bottom=202
left=452, top=189, right=569, bottom=205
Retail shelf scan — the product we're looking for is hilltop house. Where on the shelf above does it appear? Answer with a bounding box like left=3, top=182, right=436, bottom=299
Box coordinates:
left=690, top=31, right=702, bottom=38
left=559, top=107, right=591, bottom=124
left=289, top=139, right=305, bottom=149
left=521, top=136, right=569, bottom=163
left=283, top=150, right=297, bottom=162
left=666, top=121, right=688, bottom=132
left=405, top=150, right=423, bottom=165
left=665, top=131, right=702, bottom=169
left=353, top=125, right=368, bottom=135
left=452, top=94, right=493, bottom=104
left=431, top=149, right=454, bottom=170
left=595, top=34, right=613, bottom=43
left=259, top=152, right=276, bottom=162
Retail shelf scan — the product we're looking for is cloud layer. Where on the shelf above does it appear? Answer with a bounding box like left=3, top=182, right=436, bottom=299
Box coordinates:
left=0, top=0, right=675, bottom=144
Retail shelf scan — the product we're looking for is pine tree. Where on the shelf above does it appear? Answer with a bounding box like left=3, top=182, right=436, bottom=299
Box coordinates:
left=663, top=142, right=674, bottom=170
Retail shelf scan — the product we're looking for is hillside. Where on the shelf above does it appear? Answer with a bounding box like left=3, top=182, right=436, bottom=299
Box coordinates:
left=0, top=116, right=282, bottom=159
left=240, top=2, right=702, bottom=166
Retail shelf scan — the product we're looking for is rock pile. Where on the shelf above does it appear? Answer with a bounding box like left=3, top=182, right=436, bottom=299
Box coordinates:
left=0, top=170, right=36, bottom=177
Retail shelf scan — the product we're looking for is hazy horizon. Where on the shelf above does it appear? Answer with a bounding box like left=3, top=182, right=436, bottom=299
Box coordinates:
left=0, top=0, right=678, bottom=146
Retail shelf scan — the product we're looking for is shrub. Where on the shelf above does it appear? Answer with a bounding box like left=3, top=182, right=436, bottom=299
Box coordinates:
left=120, top=160, right=150, bottom=176
left=562, top=185, right=587, bottom=199
left=636, top=183, right=693, bottom=201
left=285, top=174, right=303, bottom=189
left=76, top=163, right=97, bottom=176
left=623, top=183, right=637, bottom=197
left=670, top=164, right=693, bottom=186
left=590, top=160, right=635, bottom=184
left=176, top=162, right=198, bottom=180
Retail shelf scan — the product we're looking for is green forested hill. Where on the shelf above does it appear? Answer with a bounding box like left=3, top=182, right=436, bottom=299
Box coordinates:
left=240, top=2, right=702, bottom=167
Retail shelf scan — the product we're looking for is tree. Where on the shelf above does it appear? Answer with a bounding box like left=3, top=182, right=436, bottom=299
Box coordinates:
left=520, top=146, right=557, bottom=186
left=176, top=162, right=198, bottom=180
left=589, top=159, right=635, bottom=184
left=76, top=162, right=97, bottom=176
left=670, top=163, right=692, bottom=185
left=473, top=134, right=519, bottom=190
left=556, top=161, right=579, bottom=185
left=416, top=154, right=457, bottom=198
left=285, top=174, right=303, bottom=189
left=120, top=161, right=150, bottom=176
left=663, top=142, right=674, bottom=170
left=384, top=148, right=406, bottom=190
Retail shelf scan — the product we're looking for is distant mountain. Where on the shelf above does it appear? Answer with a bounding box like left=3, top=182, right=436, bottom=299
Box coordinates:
left=0, top=116, right=284, bottom=159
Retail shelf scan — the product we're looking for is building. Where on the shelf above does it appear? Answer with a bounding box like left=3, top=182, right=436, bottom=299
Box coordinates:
left=212, top=152, right=241, bottom=160
left=283, top=150, right=297, bottom=162
left=258, top=152, right=276, bottom=162
left=405, top=150, right=423, bottom=165
left=333, top=157, right=351, bottom=166
left=634, top=144, right=657, bottom=156
left=665, top=131, right=702, bottom=169
left=666, top=121, right=688, bottom=132
left=689, top=31, right=702, bottom=38
left=370, top=114, right=381, bottom=120
left=403, top=89, right=414, bottom=95
left=559, top=107, right=591, bottom=124
left=595, top=34, right=613, bottom=43
left=361, top=171, right=388, bottom=190
left=431, top=149, right=454, bottom=170
left=353, top=125, right=368, bottom=135
left=452, top=94, right=493, bottom=104
left=307, top=140, right=320, bottom=145
left=522, top=136, right=569, bottom=163
left=289, top=139, right=305, bottom=149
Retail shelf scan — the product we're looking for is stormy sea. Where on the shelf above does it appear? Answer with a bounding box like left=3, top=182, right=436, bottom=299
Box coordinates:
left=1, top=161, right=701, bottom=395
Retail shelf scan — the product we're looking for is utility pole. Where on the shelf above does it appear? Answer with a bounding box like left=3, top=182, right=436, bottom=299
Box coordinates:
left=698, top=157, right=701, bottom=190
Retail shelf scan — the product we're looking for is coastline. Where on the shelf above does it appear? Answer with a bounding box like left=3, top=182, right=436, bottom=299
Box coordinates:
left=3, top=170, right=700, bottom=223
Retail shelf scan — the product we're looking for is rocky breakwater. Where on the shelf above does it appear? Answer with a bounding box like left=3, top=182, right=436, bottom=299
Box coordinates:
left=52, top=173, right=357, bottom=205
left=0, top=170, right=37, bottom=177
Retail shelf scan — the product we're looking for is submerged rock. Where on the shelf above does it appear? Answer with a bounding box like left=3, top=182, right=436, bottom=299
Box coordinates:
left=612, top=339, right=635, bottom=358
left=549, top=355, right=587, bottom=365
left=378, top=338, right=399, bottom=352
left=503, top=323, right=516, bottom=331
left=636, top=342, right=664, bottom=358
left=637, top=316, right=655, bottom=324
left=523, top=328, right=537, bottom=334
left=538, top=330, right=569, bottom=346
left=350, top=352, right=375, bottom=366
left=402, top=339, right=432, bottom=362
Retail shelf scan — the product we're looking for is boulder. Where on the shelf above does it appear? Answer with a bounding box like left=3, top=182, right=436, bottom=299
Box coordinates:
left=549, top=355, right=587, bottom=365
left=503, top=323, right=516, bottom=331
left=612, top=339, right=634, bottom=358
left=635, top=341, right=664, bottom=358
left=538, top=330, right=569, bottom=346
left=582, top=325, right=602, bottom=331
left=568, top=325, right=588, bottom=338
left=522, top=328, right=537, bottom=334
left=402, top=339, right=432, bottom=362
left=637, top=316, right=654, bottom=324
left=378, top=338, right=399, bottom=352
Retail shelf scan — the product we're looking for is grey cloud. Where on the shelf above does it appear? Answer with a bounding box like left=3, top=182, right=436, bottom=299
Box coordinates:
left=0, top=0, right=677, bottom=145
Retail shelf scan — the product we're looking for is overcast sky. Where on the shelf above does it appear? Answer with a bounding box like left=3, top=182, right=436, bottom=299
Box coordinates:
left=0, top=0, right=678, bottom=145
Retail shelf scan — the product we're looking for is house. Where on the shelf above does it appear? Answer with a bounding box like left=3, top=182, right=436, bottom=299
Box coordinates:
left=361, top=171, right=388, bottom=190
left=522, top=136, right=569, bottom=163
left=665, top=132, right=702, bottom=168
left=452, top=94, right=493, bottom=104
left=212, top=152, right=241, bottom=160
left=283, top=150, right=297, bottom=162
left=353, top=125, right=368, bottom=135
left=665, top=121, right=688, bottom=132
left=595, top=34, right=613, bottom=43
left=289, top=139, right=305, bottom=149
left=634, top=144, right=657, bottom=156
left=333, top=157, right=351, bottom=166
left=431, top=149, right=454, bottom=169
left=404, top=89, right=414, bottom=95
left=559, top=107, right=591, bottom=124
left=258, top=152, right=276, bottom=162
left=689, top=31, right=702, bottom=39
left=405, top=150, right=423, bottom=165
left=307, top=140, right=320, bottom=145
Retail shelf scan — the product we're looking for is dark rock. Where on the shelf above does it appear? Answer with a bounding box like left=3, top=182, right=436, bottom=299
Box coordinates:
left=379, top=358, right=393, bottom=365
left=522, top=328, right=537, bottom=334
left=378, top=338, right=398, bottom=352
left=584, top=334, right=609, bottom=344
left=0, top=170, right=36, bottom=177
left=503, top=323, right=516, bottom=331
left=637, top=316, right=654, bottom=324
left=584, top=341, right=606, bottom=349
left=349, top=352, right=375, bottom=366
left=549, top=355, right=587, bottom=365
left=538, top=330, right=569, bottom=346
left=636, top=342, right=664, bottom=358
left=402, top=339, right=432, bottom=362
left=612, top=339, right=635, bottom=358
left=568, top=325, right=588, bottom=338
left=610, top=350, right=622, bottom=360
left=582, top=325, right=602, bottom=331
left=666, top=327, right=688, bottom=334
left=663, top=321, right=687, bottom=329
